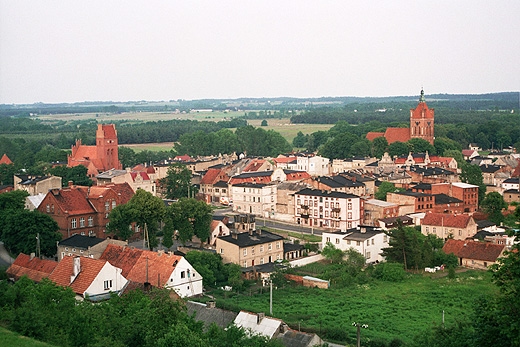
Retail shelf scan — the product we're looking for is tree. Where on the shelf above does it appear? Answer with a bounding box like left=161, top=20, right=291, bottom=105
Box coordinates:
left=167, top=198, right=213, bottom=245
left=0, top=190, right=29, bottom=239
left=47, top=165, right=93, bottom=187
left=371, top=137, right=388, bottom=158
left=0, top=163, right=17, bottom=185
left=460, top=163, right=486, bottom=204
left=292, top=131, right=306, bottom=148
left=481, top=192, right=507, bottom=224
left=260, top=119, right=268, bottom=126
left=2, top=210, right=61, bottom=257
left=118, top=146, right=137, bottom=169
left=407, top=138, right=436, bottom=155
left=160, top=163, right=193, bottom=200
left=434, top=137, right=462, bottom=156
left=375, top=181, right=400, bottom=201
left=388, top=141, right=409, bottom=157
left=106, top=204, right=136, bottom=241
left=382, top=224, right=423, bottom=271
left=321, top=242, right=345, bottom=263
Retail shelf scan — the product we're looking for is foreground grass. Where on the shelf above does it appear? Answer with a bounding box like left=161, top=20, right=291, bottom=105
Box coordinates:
left=0, top=327, right=55, bottom=347
left=208, top=270, right=496, bottom=345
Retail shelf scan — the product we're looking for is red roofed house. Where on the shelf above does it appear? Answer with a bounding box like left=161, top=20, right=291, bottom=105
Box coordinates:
left=6, top=253, right=58, bottom=282
left=366, top=90, right=434, bottom=145
left=0, top=153, right=13, bottom=165
left=48, top=255, right=128, bottom=301
left=96, top=169, right=156, bottom=196
left=100, top=244, right=203, bottom=297
left=37, top=182, right=134, bottom=239
left=200, top=165, right=232, bottom=203
left=68, top=124, right=122, bottom=178
left=421, top=212, right=477, bottom=241
left=208, top=220, right=230, bottom=247
left=443, top=239, right=506, bottom=269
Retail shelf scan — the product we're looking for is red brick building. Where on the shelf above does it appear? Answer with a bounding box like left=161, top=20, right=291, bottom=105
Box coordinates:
left=38, top=182, right=134, bottom=239
left=68, top=124, right=122, bottom=178
left=366, top=90, right=435, bottom=145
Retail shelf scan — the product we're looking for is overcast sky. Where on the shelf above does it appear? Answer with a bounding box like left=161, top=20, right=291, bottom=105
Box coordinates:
left=1, top=1, right=519, bottom=104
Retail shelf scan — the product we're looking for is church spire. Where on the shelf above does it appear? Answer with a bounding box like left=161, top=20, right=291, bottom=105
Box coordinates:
left=419, top=89, right=425, bottom=103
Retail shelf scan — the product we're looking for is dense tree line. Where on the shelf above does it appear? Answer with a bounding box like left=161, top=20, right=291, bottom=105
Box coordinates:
left=0, top=278, right=282, bottom=347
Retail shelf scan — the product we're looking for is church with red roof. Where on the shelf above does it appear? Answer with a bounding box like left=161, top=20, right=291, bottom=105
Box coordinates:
left=68, top=124, right=122, bottom=178
left=366, top=90, right=435, bottom=145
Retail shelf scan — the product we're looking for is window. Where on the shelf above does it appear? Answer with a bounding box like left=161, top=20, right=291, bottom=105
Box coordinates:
left=243, top=261, right=247, bottom=267
left=88, top=216, right=93, bottom=227
left=356, top=241, right=360, bottom=246
left=112, top=201, right=116, bottom=209
left=268, top=244, right=272, bottom=250
left=366, top=240, right=370, bottom=246
left=71, top=219, right=77, bottom=229
left=260, top=245, right=264, bottom=252
left=104, top=280, right=112, bottom=290
left=46, top=204, right=50, bottom=213
left=366, top=252, right=371, bottom=259
left=276, top=242, right=281, bottom=249
left=276, top=254, right=281, bottom=260
left=260, top=258, right=264, bottom=265
left=181, top=271, right=186, bottom=279
left=326, top=237, right=331, bottom=243
left=243, top=249, right=247, bottom=256
left=348, top=212, right=352, bottom=219
left=325, top=202, right=329, bottom=208
left=297, top=199, right=301, bottom=205
left=105, top=202, right=109, bottom=211
left=335, top=238, right=340, bottom=244
left=220, top=248, right=223, bottom=254
left=371, top=239, right=374, bottom=245
left=80, top=231, right=85, bottom=235
left=252, top=247, right=255, bottom=255
left=89, top=230, right=94, bottom=237
left=348, top=203, right=352, bottom=210
left=80, top=217, right=85, bottom=228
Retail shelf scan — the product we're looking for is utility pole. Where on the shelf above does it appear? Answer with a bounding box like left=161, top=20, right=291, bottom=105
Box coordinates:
left=352, top=322, right=368, bottom=347
left=269, top=279, right=273, bottom=315
left=36, top=233, right=41, bottom=259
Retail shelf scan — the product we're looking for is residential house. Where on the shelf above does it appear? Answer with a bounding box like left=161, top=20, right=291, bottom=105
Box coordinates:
left=386, top=191, right=433, bottom=215
left=331, top=156, right=378, bottom=173
left=443, top=239, right=506, bottom=269
left=275, top=181, right=311, bottom=223
left=432, top=194, right=465, bottom=214
left=216, top=229, right=285, bottom=268
left=97, top=168, right=156, bottom=196
left=462, top=149, right=479, bottom=160
left=434, top=182, right=479, bottom=213
left=322, top=225, right=388, bottom=264
left=200, top=164, right=232, bottom=203
left=231, top=183, right=277, bottom=217
left=232, top=214, right=256, bottom=233
left=25, top=193, right=46, bottom=211
left=100, top=244, right=203, bottom=297
left=363, top=199, right=399, bottom=226
left=272, top=155, right=298, bottom=170
left=377, top=215, right=415, bottom=230
left=503, top=188, right=520, bottom=203
left=480, top=164, right=503, bottom=187
left=294, top=188, right=363, bottom=230
left=6, top=253, right=58, bottom=282
left=68, top=124, right=122, bottom=178
left=207, top=219, right=230, bottom=247
left=502, top=177, right=520, bottom=191
left=14, top=174, right=62, bottom=195
left=421, top=212, right=477, bottom=241
left=406, top=166, right=458, bottom=184
left=57, top=234, right=127, bottom=260
left=37, top=182, right=134, bottom=239
left=49, top=255, right=128, bottom=301
left=0, top=153, right=13, bottom=165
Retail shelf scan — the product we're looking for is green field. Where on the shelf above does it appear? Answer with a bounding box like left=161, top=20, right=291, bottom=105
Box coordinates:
left=207, top=269, right=495, bottom=345
left=0, top=327, right=55, bottom=347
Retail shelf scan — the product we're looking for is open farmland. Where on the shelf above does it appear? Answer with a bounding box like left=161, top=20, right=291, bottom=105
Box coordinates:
left=206, top=270, right=496, bottom=345
left=247, top=118, right=334, bottom=144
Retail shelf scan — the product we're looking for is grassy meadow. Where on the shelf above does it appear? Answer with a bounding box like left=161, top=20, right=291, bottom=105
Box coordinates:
left=207, top=269, right=496, bottom=345
left=0, top=327, right=55, bottom=347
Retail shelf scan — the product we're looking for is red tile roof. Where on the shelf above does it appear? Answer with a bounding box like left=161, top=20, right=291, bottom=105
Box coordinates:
left=0, top=154, right=13, bottom=165
left=100, top=244, right=182, bottom=287
left=52, top=187, right=96, bottom=215
left=6, top=253, right=58, bottom=282
left=384, top=128, right=411, bottom=144
left=285, top=171, right=311, bottom=181
left=243, top=159, right=265, bottom=172
left=273, top=157, right=297, bottom=164
left=443, top=239, right=506, bottom=262
left=366, top=132, right=385, bottom=142
left=48, top=256, right=107, bottom=295
left=201, top=168, right=229, bottom=185
left=130, top=172, right=151, bottom=181
left=422, top=213, right=473, bottom=228
left=100, top=124, right=117, bottom=138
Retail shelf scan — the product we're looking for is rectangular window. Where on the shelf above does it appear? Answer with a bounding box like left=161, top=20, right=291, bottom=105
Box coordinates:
left=181, top=271, right=186, bottom=279
left=251, top=247, right=255, bottom=255
left=243, top=261, right=247, bottom=267
left=71, top=218, right=77, bottom=229
left=297, top=199, right=301, bottom=205
left=46, top=204, right=50, bottom=213
left=335, top=238, right=340, bottom=244
left=268, top=244, right=272, bottom=250
left=88, top=216, right=93, bottom=227
left=347, top=240, right=351, bottom=245
left=104, top=280, right=112, bottom=290
left=366, top=252, right=371, bottom=259
left=356, top=241, right=360, bottom=246
left=105, top=202, right=109, bottom=211
left=112, top=201, right=116, bottom=209
left=325, top=202, right=329, bottom=208
left=371, top=239, right=374, bottom=245
left=348, top=203, right=352, bottom=210
left=260, top=258, right=264, bottom=265
left=243, top=249, right=247, bottom=256
left=80, top=217, right=85, bottom=228
left=367, top=240, right=370, bottom=246
left=260, top=245, right=264, bottom=252
left=276, top=242, right=280, bottom=249
left=326, top=237, right=331, bottom=243
left=220, top=248, right=223, bottom=254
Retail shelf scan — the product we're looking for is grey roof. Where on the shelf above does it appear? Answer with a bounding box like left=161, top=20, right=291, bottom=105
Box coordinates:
left=277, top=329, right=322, bottom=347
left=58, top=234, right=105, bottom=249
left=314, top=175, right=365, bottom=188
left=412, top=183, right=432, bottom=190
left=218, top=230, right=284, bottom=247
left=233, top=171, right=273, bottom=178
left=186, top=301, right=238, bottom=330
left=408, top=166, right=455, bottom=176
left=344, top=226, right=384, bottom=241
left=96, top=169, right=127, bottom=179
left=232, top=182, right=268, bottom=188
left=480, top=164, right=502, bottom=173
left=15, top=175, right=53, bottom=185
left=434, top=193, right=463, bottom=205
left=294, top=188, right=359, bottom=199
left=283, top=243, right=304, bottom=253
left=213, top=180, right=229, bottom=187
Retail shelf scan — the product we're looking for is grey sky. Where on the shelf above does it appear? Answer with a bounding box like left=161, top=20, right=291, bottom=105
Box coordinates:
left=1, top=1, right=519, bottom=104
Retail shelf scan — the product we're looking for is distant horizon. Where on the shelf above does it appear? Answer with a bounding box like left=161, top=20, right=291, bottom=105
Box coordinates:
left=2, top=90, right=519, bottom=107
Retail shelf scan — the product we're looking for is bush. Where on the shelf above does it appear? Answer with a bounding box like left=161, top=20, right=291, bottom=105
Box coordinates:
left=372, top=263, right=406, bottom=282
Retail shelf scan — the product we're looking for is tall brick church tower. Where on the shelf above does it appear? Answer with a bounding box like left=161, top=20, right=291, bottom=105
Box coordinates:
left=96, top=124, right=121, bottom=171
left=409, top=89, right=434, bottom=145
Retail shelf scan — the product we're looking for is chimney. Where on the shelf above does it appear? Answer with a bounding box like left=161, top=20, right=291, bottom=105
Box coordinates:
left=70, top=257, right=81, bottom=284
left=30, top=252, right=35, bottom=260
left=360, top=227, right=366, bottom=233
left=257, top=228, right=262, bottom=235
left=207, top=300, right=216, bottom=309
left=68, top=180, right=74, bottom=187
left=257, top=312, right=265, bottom=324
left=232, top=232, right=238, bottom=239
left=158, top=249, right=164, bottom=256
left=249, top=229, right=253, bottom=236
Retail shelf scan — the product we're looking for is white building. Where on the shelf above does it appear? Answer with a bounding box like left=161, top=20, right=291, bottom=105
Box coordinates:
left=296, top=155, right=330, bottom=176
left=294, top=188, right=362, bottom=230
left=322, top=226, right=388, bottom=264
left=231, top=183, right=277, bottom=217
